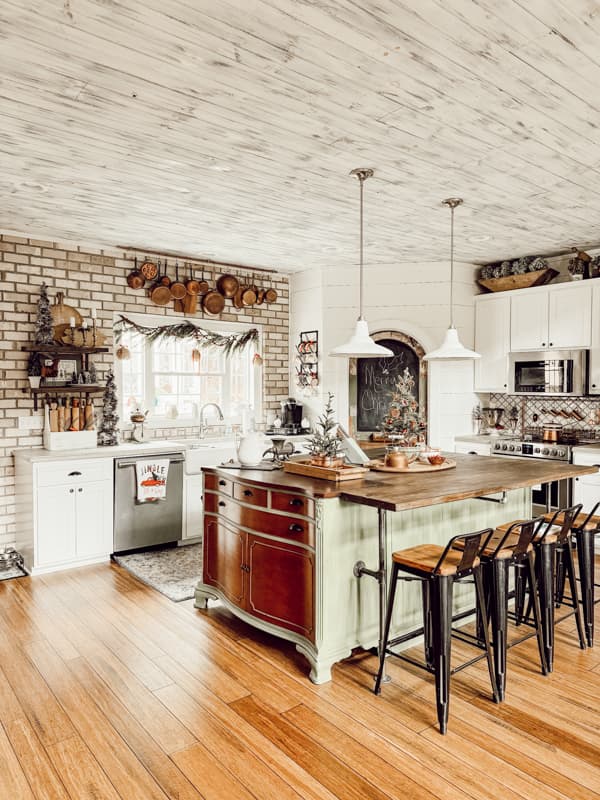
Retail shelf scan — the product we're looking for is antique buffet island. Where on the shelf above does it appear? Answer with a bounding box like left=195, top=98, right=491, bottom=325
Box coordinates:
left=195, top=454, right=596, bottom=683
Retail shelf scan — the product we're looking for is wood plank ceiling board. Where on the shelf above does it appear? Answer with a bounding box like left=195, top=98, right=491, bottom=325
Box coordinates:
left=2, top=0, right=600, bottom=270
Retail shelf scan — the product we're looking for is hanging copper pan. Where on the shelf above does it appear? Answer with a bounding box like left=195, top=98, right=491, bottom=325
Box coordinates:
left=264, top=288, right=278, bottom=303
left=170, top=261, right=187, bottom=300
left=241, top=285, right=257, bottom=306
left=185, top=264, right=201, bottom=296
left=126, top=257, right=145, bottom=290
left=232, top=287, right=244, bottom=309
left=153, top=259, right=171, bottom=287
left=255, top=288, right=266, bottom=305
left=202, top=290, right=225, bottom=315
left=150, top=283, right=172, bottom=306
left=140, top=257, right=158, bottom=281
left=216, top=274, right=239, bottom=298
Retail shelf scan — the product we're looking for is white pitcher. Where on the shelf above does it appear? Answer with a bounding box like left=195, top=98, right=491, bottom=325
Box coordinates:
left=237, top=431, right=267, bottom=467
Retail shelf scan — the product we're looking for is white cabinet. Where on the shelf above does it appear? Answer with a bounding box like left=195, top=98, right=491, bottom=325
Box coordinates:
left=16, top=457, right=113, bottom=575
left=589, top=286, right=600, bottom=395
left=183, top=474, right=203, bottom=541
left=474, top=295, right=510, bottom=392
left=454, top=440, right=491, bottom=456
left=510, top=291, right=548, bottom=351
left=510, top=283, right=591, bottom=351
left=572, top=449, right=600, bottom=516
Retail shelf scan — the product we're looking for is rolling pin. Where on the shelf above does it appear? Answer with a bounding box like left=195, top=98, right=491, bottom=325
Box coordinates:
left=70, top=398, right=80, bottom=431
left=84, top=399, right=95, bottom=430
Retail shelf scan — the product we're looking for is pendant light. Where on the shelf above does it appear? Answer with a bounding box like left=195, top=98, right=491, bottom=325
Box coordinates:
left=424, top=198, right=480, bottom=361
left=329, top=168, right=393, bottom=359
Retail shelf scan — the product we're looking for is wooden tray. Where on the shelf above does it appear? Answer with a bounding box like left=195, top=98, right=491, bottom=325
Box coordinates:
left=369, top=458, right=457, bottom=473
left=477, top=268, right=558, bottom=294
left=283, top=459, right=369, bottom=482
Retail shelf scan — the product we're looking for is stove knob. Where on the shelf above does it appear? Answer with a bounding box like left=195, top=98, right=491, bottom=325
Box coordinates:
left=534, top=447, right=540, bottom=453
left=557, top=449, right=565, bottom=457
left=494, top=443, right=500, bottom=450
left=551, top=449, right=557, bottom=456
left=502, top=444, right=508, bottom=451
left=542, top=448, right=550, bottom=455
left=509, top=445, right=515, bottom=451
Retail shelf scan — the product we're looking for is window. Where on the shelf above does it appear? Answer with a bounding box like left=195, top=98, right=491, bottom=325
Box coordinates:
left=116, top=314, right=261, bottom=424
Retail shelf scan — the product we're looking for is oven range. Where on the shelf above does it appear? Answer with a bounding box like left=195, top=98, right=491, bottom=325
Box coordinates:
left=491, top=438, right=571, bottom=515
left=491, top=439, right=571, bottom=461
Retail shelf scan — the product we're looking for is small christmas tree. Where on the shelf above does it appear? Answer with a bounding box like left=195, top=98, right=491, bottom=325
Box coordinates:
left=381, top=368, right=426, bottom=445
left=34, top=283, right=54, bottom=345
left=306, top=392, right=343, bottom=461
left=98, top=370, right=119, bottom=446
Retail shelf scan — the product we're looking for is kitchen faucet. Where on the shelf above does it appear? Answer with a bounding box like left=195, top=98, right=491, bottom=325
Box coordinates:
left=199, top=403, right=224, bottom=438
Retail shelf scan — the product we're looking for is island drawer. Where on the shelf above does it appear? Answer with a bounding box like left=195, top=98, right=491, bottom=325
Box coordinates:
left=204, top=494, right=314, bottom=547
left=271, top=491, right=314, bottom=518
left=233, top=482, right=268, bottom=507
left=204, top=473, right=234, bottom=496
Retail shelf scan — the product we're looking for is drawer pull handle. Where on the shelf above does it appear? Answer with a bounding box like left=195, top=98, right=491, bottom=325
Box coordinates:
left=289, top=498, right=303, bottom=507
left=219, top=480, right=227, bottom=486
left=68, top=471, right=82, bottom=477
left=243, top=489, right=253, bottom=497
left=218, top=501, right=226, bottom=507
left=289, top=523, right=303, bottom=533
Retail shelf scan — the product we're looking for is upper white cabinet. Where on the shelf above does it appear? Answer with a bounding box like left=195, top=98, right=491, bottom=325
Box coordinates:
left=510, top=283, right=592, bottom=351
left=474, top=294, right=510, bottom=392
left=589, top=285, right=600, bottom=394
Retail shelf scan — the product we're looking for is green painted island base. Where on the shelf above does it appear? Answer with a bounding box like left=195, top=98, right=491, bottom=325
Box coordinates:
left=195, top=488, right=530, bottom=683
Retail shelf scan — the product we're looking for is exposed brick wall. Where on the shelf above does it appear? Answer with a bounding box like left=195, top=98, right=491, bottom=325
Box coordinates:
left=0, top=232, right=289, bottom=548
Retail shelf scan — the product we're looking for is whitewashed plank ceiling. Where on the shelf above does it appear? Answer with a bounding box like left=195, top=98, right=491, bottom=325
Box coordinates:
left=2, top=0, right=600, bottom=271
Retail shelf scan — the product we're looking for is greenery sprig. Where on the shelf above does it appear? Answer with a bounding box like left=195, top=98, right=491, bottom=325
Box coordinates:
left=306, top=393, right=343, bottom=459
left=114, top=315, right=259, bottom=356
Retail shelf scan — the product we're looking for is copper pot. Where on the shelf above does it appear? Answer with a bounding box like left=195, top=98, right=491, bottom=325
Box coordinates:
left=216, top=274, right=239, bottom=298
left=126, top=257, right=145, bottom=290
left=542, top=424, right=562, bottom=443
left=170, top=261, right=187, bottom=300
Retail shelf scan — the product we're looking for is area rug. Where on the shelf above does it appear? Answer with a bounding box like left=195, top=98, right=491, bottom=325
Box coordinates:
left=113, top=543, right=202, bottom=602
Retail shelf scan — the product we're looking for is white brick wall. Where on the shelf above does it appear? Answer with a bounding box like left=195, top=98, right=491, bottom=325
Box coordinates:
left=0, top=233, right=289, bottom=548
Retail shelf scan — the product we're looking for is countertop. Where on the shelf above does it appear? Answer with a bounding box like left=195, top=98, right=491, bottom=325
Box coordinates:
left=14, top=440, right=186, bottom=464
left=205, top=453, right=598, bottom=512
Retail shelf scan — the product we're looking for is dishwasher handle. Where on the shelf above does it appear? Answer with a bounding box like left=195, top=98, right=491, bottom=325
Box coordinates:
left=116, top=454, right=185, bottom=468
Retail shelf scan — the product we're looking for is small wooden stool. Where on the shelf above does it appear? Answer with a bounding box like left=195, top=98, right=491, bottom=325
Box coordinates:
left=374, top=529, right=497, bottom=735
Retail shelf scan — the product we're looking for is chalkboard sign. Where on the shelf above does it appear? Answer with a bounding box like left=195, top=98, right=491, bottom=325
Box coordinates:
left=356, top=339, right=421, bottom=432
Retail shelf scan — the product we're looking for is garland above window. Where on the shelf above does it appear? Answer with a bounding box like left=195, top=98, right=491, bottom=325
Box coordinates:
left=114, top=315, right=259, bottom=356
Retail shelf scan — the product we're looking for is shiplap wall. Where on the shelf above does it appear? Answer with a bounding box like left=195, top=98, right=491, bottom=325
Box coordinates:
left=289, top=262, right=480, bottom=449
left=0, top=232, right=289, bottom=549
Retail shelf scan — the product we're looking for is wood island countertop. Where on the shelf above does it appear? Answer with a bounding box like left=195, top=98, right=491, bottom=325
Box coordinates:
left=206, top=453, right=598, bottom=512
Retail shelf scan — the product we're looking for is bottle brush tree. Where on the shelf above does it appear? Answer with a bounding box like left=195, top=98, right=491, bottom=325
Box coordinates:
left=306, top=392, right=343, bottom=460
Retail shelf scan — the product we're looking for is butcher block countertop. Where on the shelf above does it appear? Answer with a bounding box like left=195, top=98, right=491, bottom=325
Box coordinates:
left=205, top=454, right=598, bottom=513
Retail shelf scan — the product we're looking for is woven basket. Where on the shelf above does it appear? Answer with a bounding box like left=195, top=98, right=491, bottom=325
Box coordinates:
left=477, top=267, right=559, bottom=293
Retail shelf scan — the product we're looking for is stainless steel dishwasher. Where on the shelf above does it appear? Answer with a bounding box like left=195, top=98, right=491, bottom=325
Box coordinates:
left=114, top=452, right=185, bottom=553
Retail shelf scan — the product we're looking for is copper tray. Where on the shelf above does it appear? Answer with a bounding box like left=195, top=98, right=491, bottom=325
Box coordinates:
left=369, top=458, right=456, bottom=473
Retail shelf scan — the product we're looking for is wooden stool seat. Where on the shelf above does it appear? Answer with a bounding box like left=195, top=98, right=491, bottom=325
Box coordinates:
left=542, top=511, right=600, bottom=532
left=392, top=544, right=479, bottom=576
left=495, top=519, right=557, bottom=545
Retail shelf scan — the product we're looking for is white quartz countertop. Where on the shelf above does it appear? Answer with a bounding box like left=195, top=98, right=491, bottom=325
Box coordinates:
left=13, top=440, right=186, bottom=463
left=454, top=434, right=496, bottom=444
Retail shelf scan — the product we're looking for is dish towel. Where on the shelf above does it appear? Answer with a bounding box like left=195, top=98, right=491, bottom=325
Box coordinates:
left=135, top=459, right=170, bottom=503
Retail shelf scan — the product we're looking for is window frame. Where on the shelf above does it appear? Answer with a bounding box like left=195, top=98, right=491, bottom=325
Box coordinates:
left=113, top=311, right=263, bottom=428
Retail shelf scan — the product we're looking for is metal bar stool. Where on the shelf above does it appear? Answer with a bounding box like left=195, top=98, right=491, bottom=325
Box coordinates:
left=515, top=504, right=586, bottom=670
left=476, top=518, right=548, bottom=701
left=542, top=503, right=598, bottom=647
left=374, top=528, right=497, bottom=735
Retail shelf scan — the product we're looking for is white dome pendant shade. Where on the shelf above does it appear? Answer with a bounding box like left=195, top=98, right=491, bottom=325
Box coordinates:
left=423, top=198, right=480, bottom=361
left=330, top=168, right=393, bottom=359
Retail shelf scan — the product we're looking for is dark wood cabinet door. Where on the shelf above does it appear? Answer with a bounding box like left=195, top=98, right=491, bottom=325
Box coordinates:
left=203, top=514, right=244, bottom=606
left=246, top=535, right=315, bottom=642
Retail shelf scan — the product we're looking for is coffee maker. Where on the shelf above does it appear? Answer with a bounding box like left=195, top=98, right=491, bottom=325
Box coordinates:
left=281, top=397, right=303, bottom=434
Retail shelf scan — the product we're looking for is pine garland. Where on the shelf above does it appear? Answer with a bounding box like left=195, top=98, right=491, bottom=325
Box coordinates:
left=114, top=315, right=259, bottom=356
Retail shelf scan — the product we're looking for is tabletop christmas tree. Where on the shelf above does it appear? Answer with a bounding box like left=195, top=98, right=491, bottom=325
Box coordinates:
left=381, top=367, right=426, bottom=445
left=34, top=283, right=54, bottom=345
left=98, top=370, right=119, bottom=446
left=306, top=392, right=343, bottom=465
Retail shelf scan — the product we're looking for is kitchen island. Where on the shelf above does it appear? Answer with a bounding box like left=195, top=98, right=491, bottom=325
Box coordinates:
left=195, top=454, right=597, bottom=683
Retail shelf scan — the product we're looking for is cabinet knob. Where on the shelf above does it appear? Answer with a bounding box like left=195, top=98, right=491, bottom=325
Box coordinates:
left=549, top=342, right=553, bottom=347
left=218, top=480, right=227, bottom=486
left=289, top=523, right=303, bottom=533
left=289, top=498, right=303, bottom=507
left=78, top=488, right=83, bottom=493
left=593, top=384, right=597, bottom=388
left=243, top=489, right=253, bottom=497
left=69, top=488, right=74, bottom=493
left=218, top=501, right=226, bottom=507
left=68, top=471, right=82, bottom=477
left=542, top=343, right=546, bottom=347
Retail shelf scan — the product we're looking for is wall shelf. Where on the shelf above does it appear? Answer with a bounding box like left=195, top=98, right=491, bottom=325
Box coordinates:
left=22, top=344, right=108, bottom=410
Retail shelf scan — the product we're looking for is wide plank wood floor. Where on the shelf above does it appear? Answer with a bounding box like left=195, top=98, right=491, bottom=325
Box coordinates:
left=0, top=559, right=599, bottom=799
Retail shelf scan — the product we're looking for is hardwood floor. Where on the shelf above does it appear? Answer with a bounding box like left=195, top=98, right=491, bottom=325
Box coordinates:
left=0, top=561, right=599, bottom=799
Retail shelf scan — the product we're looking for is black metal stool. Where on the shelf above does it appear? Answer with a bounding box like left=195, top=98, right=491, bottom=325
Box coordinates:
left=374, top=529, right=497, bottom=735
left=477, top=518, right=548, bottom=701
left=542, top=504, right=598, bottom=647
left=514, top=505, right=586, bottom=670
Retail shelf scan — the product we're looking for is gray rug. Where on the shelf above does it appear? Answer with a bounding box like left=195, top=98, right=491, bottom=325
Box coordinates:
left=113, top=543, right=202, bottom=602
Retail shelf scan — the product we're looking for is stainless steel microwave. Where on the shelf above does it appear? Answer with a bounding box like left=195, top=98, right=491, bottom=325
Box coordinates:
left=509, top=350, right=588, bottom=395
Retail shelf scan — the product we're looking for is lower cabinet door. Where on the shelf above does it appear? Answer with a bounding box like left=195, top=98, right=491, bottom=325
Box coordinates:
left=36, top=485, right=77, bottom=566
left=246, top=534, right=315, bottom=642
left=75, top=479, right=113, bottom=558
left=203, top=515, right=245, bottom=605
left=183, top=474, right=203, bottom=540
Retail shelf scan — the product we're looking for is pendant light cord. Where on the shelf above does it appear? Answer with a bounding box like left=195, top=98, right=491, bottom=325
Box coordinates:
left=442, top=197, right=462, bottom=330
left=359, top=174, right=364, bottom=321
